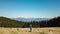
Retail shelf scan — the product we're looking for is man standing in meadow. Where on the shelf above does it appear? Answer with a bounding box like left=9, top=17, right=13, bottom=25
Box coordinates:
left=29, top=23, right=32, bottom=32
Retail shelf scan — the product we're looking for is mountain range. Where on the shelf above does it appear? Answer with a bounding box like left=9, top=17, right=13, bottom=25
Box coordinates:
left=12, top=17, right=48, bottom=22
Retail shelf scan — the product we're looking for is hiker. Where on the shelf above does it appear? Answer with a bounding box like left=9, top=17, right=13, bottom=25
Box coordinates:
left=29, top=23, right=32, bottom=32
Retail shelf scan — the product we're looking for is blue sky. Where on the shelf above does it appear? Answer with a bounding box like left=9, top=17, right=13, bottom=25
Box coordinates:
left=0, top=0, right=60, bottom=18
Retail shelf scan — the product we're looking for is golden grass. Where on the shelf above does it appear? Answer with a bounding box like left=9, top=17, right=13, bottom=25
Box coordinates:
left=0, top=27, right=60, bottom=34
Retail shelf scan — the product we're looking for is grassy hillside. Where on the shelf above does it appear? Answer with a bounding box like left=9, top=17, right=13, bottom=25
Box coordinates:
left=0, top=17, right=25, bottom=28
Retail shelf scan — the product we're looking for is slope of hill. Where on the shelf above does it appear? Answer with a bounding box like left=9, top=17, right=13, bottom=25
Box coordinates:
left=0, top=17, right=25, bottom=28
left=23, top=16, right=60, bottom=27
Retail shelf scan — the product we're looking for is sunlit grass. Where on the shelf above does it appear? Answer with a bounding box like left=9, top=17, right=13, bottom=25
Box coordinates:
left=10, top=31, right=18, bottom=34
left=0, top=27, right=60, bottom=34
left=40, top=32, right=47, bottom=34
